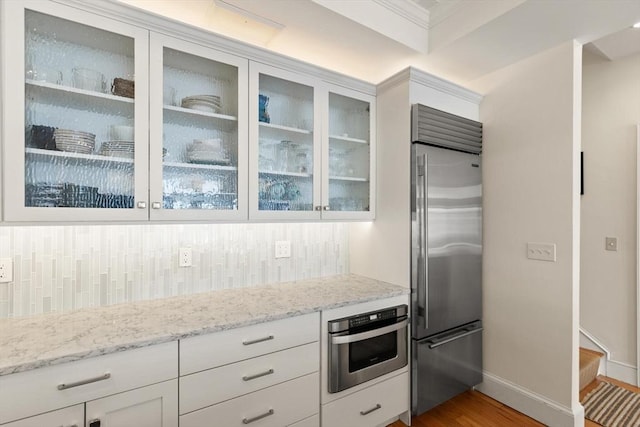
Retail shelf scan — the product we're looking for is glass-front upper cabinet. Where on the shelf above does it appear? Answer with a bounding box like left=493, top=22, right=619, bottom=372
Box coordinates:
left=149, top=34, right=248, bottom=221
left=2, top=1, right=150, bottom=222
left=249, top=63, right=322, bottom=220
left=322, top=86, right=376, bottom=220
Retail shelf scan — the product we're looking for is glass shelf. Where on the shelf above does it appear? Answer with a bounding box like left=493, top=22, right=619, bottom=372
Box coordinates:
left=26, top=147, right=134, bottom=166
left=329, top=175, right=369, bottom=182
left=163, top=105, right=237, bottom=132
left=163, top=161, right=237, bottom=172
left=258, top=170, right=312, bottom=179
left=328, top=134, right=368, bottom=144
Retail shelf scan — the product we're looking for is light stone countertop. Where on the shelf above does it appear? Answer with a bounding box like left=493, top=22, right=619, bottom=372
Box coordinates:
left=0, top=274, right=408, bottom=376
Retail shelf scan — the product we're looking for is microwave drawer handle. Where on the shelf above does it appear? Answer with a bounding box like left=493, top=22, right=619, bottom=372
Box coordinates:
left=427, top=327, right=483, bottom=349
left=331, top=318, right=409, bottom=345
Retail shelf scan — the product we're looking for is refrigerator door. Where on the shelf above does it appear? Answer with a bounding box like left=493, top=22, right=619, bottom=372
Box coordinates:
left=412, top=320, right=483, bottom=415
left=411, top=143, right=482, bottom=339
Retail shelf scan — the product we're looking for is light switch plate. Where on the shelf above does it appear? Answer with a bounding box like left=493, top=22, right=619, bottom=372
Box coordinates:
left=275, top=241, right=291, bottom=258
left=605, top=237, right=618, bottom=251
left=0, top=258, right=12, bottom=282
left=527, top=243, right=556, bottom=262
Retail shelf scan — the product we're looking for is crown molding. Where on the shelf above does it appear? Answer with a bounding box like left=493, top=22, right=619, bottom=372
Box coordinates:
left=377, top=67, right=482, bottom=104
left=372, top=0, right=429, bottom=30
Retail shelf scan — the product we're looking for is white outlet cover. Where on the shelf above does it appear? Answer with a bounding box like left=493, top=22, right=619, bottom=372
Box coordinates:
left=526, top=242, right=556, bottom=262
left=0, top=257, right=13, bottom=283
left=275, top=241, right=291, bottom=258
left=179, top=248, right=193, bottom=267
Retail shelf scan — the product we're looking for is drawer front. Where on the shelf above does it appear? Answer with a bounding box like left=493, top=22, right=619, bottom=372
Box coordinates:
left=180, top=373, right=319, bottom=427
left=180, top=312, right=319, bottom=375
left=180, top=342, right=318, bottom=414
left=0, top=404, right=83, bottom=427
left=321, top=373, right=409, bottom=427
left=0, top=342, right=178, bottom=424
left=288, top=414, right=319, bottom=427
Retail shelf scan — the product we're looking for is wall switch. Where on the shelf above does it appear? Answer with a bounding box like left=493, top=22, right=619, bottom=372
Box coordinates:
left=179, top=248, right=193, bottom=267
left=275, top=241, right=291, bottom=259
left=605, top=237, right=618, bottom=251
left=0, top=258, right=13, bottom=282
left=526, top=242, right=556, bottom=262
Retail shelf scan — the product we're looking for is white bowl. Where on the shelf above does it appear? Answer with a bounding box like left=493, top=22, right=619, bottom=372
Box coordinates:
left=110, top=125, right=134, bottom=141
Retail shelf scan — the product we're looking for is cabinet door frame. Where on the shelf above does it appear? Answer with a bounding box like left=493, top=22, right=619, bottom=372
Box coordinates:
left=249, top=61, right=322, bottom=221
left=2, top=0, right=150, bottom=222
left=148, top=32, right=249, bottom=221
left=320, top=84, right=376, bottom=221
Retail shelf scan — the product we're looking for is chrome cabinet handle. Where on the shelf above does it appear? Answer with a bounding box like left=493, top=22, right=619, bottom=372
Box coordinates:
left=323, top=205, right=330, bottom=211
left=331, top=318, right=408, bottom=345
left=242, top=408, right=274, bottom=424
left=360, top=404, right=382, bottom=416
left=242, top=368, right=274, bottom=381
left=242, top=335, right=274, bottom=346
left=137, top=201, right=147, bottom=209
left=57, top=373, right=111, bottom=390
left=151, top=202, right=161, bottom=209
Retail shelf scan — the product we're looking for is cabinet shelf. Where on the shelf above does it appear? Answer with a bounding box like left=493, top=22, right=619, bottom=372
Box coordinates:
left=328, top=134, right=368, bottom=144
left=329, top=175, right=369, bottom=182
left=259, top=170, right=312, bottom=179
left=163, top=105, right=237, bottom=131
left=163, top=161, right=237, bottom=172
left=26, top=147, right=134, bottom=166
left=259, top=122, right=312, bottom=141
left=26, top=80, right=134, bottom=114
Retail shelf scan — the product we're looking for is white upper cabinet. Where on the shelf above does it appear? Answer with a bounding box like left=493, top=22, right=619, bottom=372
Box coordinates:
left=249, top=63, right=376, bottom=220
left=2, top=0, right=150, bottom=222
left=149, top=33, right=248, bottom=221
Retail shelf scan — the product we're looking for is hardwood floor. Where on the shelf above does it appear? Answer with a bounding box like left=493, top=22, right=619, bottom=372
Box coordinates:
left=387, top=376, right=640, bottom=427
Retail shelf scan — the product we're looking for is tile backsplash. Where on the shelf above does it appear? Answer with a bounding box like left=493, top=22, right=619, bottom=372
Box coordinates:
left=0, top=222, right=349, bottom=318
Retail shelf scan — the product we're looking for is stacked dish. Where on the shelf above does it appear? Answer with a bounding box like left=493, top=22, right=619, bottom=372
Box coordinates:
left=186, top=138, right=230, bottom=165
left=100, top=140, right=135, bottom=159
left=181, top=95, right=222, bottom=114
left=54, top=129, right=95, bottom=154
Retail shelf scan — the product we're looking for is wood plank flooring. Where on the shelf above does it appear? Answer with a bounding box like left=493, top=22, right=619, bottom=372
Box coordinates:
left=387, top=376, right=640, bottom=427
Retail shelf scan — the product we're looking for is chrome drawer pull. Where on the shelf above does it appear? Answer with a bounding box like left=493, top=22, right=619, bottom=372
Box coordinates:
left=242, top=408, right=274, bottom=424
left=360, top=404, right=382, bottom=416
left=242, top=335, right=274, bottom=346
left=57, top=373, right=111, bottom=390
left=242, top=368, right=274, bottom=381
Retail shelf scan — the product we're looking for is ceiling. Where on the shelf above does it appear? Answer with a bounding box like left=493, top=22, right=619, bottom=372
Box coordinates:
left=117, top=0, right=640, bottom=88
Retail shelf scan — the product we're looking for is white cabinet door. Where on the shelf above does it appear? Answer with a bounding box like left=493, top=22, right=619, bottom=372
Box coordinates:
left=2, top=0, right=150, bottom=222
left=249, top=62, right=322, bottom=220
left=321, top=85, right=376, bottom=220
left=85, top=379, right=178, bottom=427
left=1, top=405, right=83, bottom=427
left=148, top=32, right=248, bottom=221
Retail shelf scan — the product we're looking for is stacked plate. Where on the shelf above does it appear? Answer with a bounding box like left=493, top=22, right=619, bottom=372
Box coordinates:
left=186, top=138, right=230, bottom=165
left=100, top=140, right=135, bottom=159
left=54, top=129, right=96, bottom=154
left=181, top=95, right=222, bottom=114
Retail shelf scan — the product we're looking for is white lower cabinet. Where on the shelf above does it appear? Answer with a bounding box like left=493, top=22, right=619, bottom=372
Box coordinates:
left=289, top=414, right=319, bottom=427
left=86, top=379, right=178, bottom=427
left=1, top=405, right=83, bottom=427
left=321, top=372, right=409, bottom=427
left=180, top=373, right=318, bottom=427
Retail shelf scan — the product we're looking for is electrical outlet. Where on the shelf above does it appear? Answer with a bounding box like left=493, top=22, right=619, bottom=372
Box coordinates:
left=0, top=258, right=13, bottom=283
left=275, top=241, right=291, bottom=259
left=179, top=248, right=193, bottom=267
left=526, top=242, right=556, bottom=262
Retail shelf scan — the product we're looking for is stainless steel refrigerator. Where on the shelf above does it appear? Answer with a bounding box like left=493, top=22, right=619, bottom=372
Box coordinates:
left=410, top=104, right=483, bottom=415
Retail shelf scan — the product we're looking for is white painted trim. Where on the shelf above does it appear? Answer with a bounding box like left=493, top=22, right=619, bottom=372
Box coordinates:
left=53, top=0, right=376, bottom=95
left=372, top=0, right=429, bottom=30
left=607, top=359, right=638, bottom=387
left=637, top=124, right=640, bottom=387
left=477, top=372, right=583, bottom=427
left=376, top=67, right=483, bottom=104
left=579, top=328, right=611, bottom=360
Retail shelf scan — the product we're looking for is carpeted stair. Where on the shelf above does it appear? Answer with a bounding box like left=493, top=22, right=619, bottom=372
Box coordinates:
left=580, top=347, right=604, bottom=391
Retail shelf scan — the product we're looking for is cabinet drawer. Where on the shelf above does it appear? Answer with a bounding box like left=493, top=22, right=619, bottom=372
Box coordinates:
left=0, top=404, right=83, bottom=427
left=0, top=342, right=178, bottom=424
left=289, top=414, right=319, bottom=427
left=180, top=373, right=319, bottom=427
left=180, top=342, right=318, bottom=414
left=180, top=312, right=319, bottom=375
left=321, top=373, right=409, bottom=427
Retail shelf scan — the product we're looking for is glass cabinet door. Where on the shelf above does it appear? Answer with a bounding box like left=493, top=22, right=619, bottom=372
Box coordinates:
left=149, top=34, right=248, bottom=221
left=3, top=1, right=149, bottom=222
left=323, top=87, right=375, bottom=220
left=249, top=63, right=321, bottom=220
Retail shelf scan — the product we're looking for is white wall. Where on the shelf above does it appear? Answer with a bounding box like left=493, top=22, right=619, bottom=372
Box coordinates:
left=581, top=50, right=639, bottom=369
left=469, top=41, right=583, bottom=426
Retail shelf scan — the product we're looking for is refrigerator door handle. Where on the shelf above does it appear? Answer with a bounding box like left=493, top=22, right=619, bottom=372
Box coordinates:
left=417, top=153, right=428, bottom=328
left=426, top=327, right=484, bottom=349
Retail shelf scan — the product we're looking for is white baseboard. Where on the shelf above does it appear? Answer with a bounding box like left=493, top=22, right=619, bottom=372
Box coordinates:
left=607, top=359, right=638, bottom=386
left=477, top=372, right=584, bottom=427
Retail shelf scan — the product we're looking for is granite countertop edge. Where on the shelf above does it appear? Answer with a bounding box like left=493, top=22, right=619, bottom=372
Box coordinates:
left=0, top=274, right=409, bottom=376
